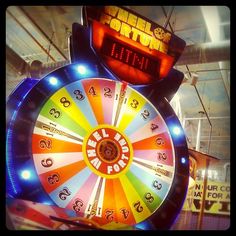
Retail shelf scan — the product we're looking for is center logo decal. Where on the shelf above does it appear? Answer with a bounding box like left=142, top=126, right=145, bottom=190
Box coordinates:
left=83, top=125, right=133, bottom=178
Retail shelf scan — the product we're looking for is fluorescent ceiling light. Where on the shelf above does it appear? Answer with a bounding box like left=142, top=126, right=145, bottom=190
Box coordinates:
left=200, top=6, right=220, bottom=42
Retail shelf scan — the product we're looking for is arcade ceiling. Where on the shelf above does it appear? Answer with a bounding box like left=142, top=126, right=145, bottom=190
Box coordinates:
left=6, top=6, right=230, bottom=166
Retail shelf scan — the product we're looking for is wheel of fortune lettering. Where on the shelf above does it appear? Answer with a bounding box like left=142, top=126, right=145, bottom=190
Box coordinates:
left=6, top=64, right=189, bottom=230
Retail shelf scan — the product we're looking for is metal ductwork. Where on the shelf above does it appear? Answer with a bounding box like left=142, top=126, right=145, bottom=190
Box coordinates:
left=32, top=40, right=231, bottom=77
left=6, top=45, right=30, bottom=75
left=7, top=40, right=230, bottom=79
left=38, top=40, right=230, bottom=77
left=6, top=45, right=70, bottom=79
left=29, top=60, right=70, bottom=78
left=176, top=40, right=230, bottom=65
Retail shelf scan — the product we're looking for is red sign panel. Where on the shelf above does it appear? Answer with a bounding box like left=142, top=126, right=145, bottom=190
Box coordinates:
left=83, top=6, right=186, bottom=84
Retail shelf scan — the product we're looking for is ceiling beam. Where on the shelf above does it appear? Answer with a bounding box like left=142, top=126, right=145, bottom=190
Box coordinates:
left=184, top=116, right=230, bottom=120
left=177, top=40, right=230, bottom=65
left=18, top=6, right=68, bottom=61
left=6, top=9, right=57, bottom=62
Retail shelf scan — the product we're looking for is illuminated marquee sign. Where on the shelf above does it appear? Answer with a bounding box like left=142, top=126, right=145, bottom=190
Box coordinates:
left=83, top=6, right=186, bottom=84
left=99, top=6, right=171, bottom=54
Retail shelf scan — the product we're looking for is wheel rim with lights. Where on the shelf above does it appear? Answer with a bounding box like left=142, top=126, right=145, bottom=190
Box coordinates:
left=6, top=63, right=189, bottom=230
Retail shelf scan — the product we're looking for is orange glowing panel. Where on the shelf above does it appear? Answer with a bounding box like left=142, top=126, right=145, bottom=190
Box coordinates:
left=91, top=21, right=174, bottom=84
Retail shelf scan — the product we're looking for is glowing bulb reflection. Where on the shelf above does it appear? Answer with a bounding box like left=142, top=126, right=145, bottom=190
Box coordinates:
left=21, top=170, right=31, bottom=180
left=181, top=157, right=186, bottom=164
left=77, top=65, right=86, bottom=75
left=49, top=77, right=58, bottom=85
left=173, top=126, right=181, bottom=135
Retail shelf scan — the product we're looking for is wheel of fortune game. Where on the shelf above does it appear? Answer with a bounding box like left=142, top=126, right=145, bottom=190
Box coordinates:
left=6, top=6, right=189, bottom=230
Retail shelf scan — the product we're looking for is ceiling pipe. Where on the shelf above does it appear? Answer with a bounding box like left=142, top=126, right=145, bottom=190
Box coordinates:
left=6, top=9, right=57, bottom=62
left=34, top=60, right=70, bottom=78
left=176, top=40, right=230, bottom=65
left=18, top=6, right=68, bottom=61
left=6, top=44, right=69, bottom=78
left=184, top=116, right=230, bottom=120
left=26, top=60, right=70, bottom=79
left=6, top=45, right=30, bottom=76
left=29, top=40, right=230, bottom=78
left=6, top=25, right=230, bottom=78
left=6, top=41, right=230, bottom=77
left=8, top=40, right=230, bottom=78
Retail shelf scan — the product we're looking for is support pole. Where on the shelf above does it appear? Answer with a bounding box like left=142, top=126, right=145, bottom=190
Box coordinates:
left=197, top=159, right=210, bottom=230
left=185, top=67, right=213, bottom=231
left=196, top=118, right=201, bottom=151
left=193, top=85, right=212, bottom=154
left=182, top=117, right=186, bottom=129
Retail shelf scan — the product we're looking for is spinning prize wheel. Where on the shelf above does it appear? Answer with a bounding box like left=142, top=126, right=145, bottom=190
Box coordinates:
left=6, top=6, right=189, bottom=230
